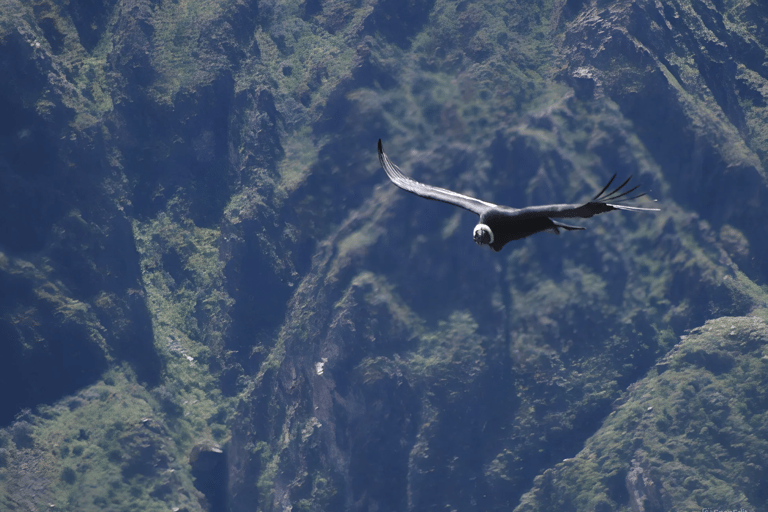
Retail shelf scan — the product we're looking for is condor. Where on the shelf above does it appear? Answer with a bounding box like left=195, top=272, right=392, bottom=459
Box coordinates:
left=378, top=140, right=659, bottom=252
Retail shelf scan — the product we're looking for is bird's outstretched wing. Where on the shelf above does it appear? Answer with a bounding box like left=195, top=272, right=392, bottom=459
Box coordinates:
left=378, top=140, right=496, bottom=215
left=521, top=173, right=660, bottom=219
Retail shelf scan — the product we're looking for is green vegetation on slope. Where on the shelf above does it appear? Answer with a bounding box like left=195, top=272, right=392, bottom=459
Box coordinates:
left=517, top=315, right=768, bottom=511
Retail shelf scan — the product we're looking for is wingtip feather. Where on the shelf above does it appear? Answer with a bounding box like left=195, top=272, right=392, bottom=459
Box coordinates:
left=593, top=173, right=617, bottom=201
left=604, top=175, right=633, bottom=200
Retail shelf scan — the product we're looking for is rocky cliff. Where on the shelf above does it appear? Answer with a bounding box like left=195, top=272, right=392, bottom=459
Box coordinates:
left=0, top=0, right=766, bottom=510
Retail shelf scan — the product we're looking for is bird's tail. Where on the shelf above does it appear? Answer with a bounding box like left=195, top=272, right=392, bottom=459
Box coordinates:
left=548, top=221, right=587, bottom=234
left=592, top=174, right=660, bottom=211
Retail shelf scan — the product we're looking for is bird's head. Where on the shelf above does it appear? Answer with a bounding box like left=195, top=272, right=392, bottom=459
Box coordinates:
left=473, top=224, right=494, bottom=246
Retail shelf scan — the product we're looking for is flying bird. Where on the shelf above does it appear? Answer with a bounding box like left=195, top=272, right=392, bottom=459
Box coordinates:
left=378, top=140, right=659, bottom=252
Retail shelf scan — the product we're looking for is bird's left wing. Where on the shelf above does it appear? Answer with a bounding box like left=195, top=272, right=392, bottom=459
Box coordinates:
left=516, top=174, right=659, bottom=219
left=378, top=140, right=495, bottom=215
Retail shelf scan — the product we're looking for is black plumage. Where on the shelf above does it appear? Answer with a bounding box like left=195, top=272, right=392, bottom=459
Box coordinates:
left=378, top=140, right=659, bottom=252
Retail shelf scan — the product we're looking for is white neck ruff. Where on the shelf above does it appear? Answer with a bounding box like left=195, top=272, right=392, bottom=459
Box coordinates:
left=473, top=223, right=494, bottom=244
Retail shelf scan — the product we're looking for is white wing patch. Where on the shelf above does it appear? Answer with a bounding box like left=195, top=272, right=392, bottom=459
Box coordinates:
left=608, top=204, right=660, bottom=212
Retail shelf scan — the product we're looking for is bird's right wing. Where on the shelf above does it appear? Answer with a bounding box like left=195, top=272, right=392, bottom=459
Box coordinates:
left=378, top=140, right=495, bottom=215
